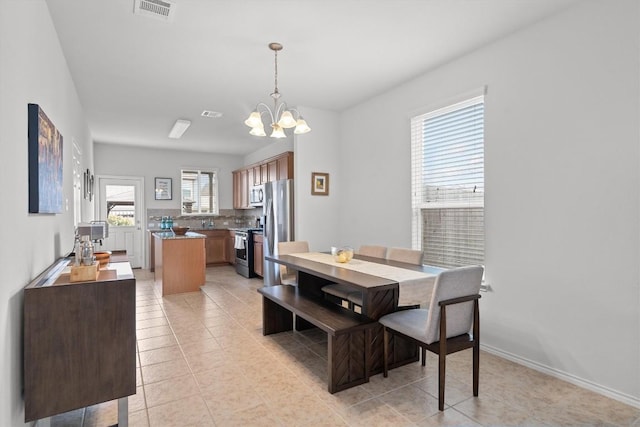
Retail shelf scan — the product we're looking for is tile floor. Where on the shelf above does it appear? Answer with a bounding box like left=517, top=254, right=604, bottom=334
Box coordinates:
left=51, top=266, right=640, bottom=427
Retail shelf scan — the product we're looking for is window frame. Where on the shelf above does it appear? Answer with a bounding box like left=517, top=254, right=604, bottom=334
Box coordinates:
left=180, top=168, right=220, bottom=216
left=410, top=93, right=485, bottom=269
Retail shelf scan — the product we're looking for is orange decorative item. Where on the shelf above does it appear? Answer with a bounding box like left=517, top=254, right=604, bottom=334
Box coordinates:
left=94, top=251, right=111, bottom=268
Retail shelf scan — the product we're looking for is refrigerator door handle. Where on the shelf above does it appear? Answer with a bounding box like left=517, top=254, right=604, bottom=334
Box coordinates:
left=266, top=198, right=274, bottom=255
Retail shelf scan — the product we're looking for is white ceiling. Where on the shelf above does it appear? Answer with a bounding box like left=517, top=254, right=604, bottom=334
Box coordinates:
left=45, top=0, right=579, bottom=155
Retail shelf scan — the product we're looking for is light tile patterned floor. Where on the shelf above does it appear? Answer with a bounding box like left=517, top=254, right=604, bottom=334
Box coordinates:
left=51, top=266, right=640, bottom=427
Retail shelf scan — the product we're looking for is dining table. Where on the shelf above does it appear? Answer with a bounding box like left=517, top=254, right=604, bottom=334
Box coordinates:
left=263, top=251, right=444, bottom=381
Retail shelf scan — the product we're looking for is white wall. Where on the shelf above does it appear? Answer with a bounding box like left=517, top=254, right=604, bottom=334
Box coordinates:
left=93, top=143, right=243, bottom=211
left=244, top=138, right=294, bottom=166
left=0, top=1, right=94, bottom=425
left=338, top=0, right=639, bottom=405
left=292, top=106, right=342, bottom=251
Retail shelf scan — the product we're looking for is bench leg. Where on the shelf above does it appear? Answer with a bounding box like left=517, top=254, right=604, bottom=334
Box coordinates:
left=262, top=297, right=293, bottom=335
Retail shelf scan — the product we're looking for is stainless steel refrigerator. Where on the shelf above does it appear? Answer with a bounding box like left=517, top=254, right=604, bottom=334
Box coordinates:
left=263, top=179, right=294, bottom=286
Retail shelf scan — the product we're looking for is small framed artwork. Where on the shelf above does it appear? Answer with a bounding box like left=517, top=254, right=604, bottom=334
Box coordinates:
left=155, top=177, right=172, bottom=200
left=311, top=172, right=329, bottom=196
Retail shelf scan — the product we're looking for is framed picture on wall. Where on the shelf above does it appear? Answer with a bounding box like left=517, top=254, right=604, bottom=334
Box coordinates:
left=311, top=172, right=329, bottom=196
left=28, top=103, right=64, bottom=213
left=155, top=177, right=172, bottom=200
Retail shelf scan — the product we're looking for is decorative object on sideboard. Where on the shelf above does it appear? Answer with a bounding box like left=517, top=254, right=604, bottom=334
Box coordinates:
left=311, top=172, right=329, bottom=196
left=28, top=103, right=63, bottom=213
left=155, top=177, right=172, bottom=200
left=244, top=42, right=311, bottom=138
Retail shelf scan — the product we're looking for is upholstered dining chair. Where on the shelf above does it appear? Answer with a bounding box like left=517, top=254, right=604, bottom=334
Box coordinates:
left=277, top=241, right=309, bottom=286
left=357, top=245, right=387, bottom=258
left=378, top=265, right=484, bottom=411
left=323, top=245, right=388, bottom=308
left=386, top=247, right=424, bottom=265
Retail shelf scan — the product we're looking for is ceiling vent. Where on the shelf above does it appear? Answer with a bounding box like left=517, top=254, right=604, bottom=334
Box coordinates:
left=133, top=0, right=175, bottom=22
left=201, top=110, right=223, bottom=118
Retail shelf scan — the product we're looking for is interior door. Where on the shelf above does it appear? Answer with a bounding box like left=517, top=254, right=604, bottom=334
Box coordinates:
left=96, top=176, right=144, bottom=268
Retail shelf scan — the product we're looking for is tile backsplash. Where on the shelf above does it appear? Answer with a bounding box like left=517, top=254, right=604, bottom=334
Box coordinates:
left=147, top=208, right=261, bottom=230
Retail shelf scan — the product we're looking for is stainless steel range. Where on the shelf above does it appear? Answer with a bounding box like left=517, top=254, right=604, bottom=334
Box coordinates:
left=234, top=228, right=262, bottom=278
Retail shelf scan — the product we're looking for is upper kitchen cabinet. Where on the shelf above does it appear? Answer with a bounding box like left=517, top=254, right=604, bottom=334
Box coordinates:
left=276, top=152, right=293, bottom=181
left=232, top=170, right=250, bottom=209
left=233, top=152, right=293, bottom=209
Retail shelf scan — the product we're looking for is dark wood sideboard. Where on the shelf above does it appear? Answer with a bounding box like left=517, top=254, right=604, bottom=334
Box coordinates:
left=23, top=259, right=136, bottom=423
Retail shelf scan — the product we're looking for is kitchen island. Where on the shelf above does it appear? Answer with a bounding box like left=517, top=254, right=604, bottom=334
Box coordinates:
left=154, top=231, right=206, bottom=296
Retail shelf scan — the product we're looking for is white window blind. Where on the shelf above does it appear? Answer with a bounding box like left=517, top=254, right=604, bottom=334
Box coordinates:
left=411, top=95, right=484, bottom=268
left=181, top=169, right=219, bottom=215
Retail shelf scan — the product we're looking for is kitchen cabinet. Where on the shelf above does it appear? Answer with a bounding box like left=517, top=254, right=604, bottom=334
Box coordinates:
left=232, top=171, right=242, bottom=209
left=253, top=166, right=261, bottom=186
left=233, top=152, right=294, bottom=209
left=201, top=230, right=230, bottom=265
left=149, top=230, right=156, bottom=271
left=253, top=233, right=263, bottom=277
left=227, top=230, right=236, bottom=264
left=277, top=153, right=293, bottom=180
left=267, top=159, right=278, bottom=182
left=232, top=169, right=251, bottom=209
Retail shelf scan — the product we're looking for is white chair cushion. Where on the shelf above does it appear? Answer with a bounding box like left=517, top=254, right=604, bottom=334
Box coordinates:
left=379, top=309, right=430, bottom=343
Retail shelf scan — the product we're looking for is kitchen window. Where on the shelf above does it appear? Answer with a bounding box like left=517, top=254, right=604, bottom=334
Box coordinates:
left=410, top=94, right=485, bottom=268
left=181, top=169, right=219, bottom=215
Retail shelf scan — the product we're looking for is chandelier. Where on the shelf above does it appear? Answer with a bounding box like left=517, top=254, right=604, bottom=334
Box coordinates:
left=244, top=42, right=311, bottom=138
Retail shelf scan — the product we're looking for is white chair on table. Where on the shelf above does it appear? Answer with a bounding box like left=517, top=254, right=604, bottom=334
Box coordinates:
left=322, top=245, right=387, bottom=309
left=277, top=241, right=309, bottom=285
left=347, top=247, right=424, bottom=311
left=379, top=265, right=484, bottom=411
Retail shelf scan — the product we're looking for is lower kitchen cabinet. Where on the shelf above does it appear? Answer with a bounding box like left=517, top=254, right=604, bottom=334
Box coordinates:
left=227, top=230, right=235, bottom=264
left=200, top=230, right=230, bottom=265
left=253, top=233, right=263, bottom=277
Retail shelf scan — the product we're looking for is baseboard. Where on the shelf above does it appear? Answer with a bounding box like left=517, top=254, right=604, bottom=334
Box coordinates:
left=480, top=343, right=640, bottom=409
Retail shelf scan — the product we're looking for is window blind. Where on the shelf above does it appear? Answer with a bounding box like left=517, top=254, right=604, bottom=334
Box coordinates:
left=411, top=95, right=484, bottom=268
left=181, top=169, right=219, bottom=215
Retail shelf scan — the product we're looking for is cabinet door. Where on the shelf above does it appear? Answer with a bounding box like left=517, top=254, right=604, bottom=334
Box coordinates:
left=232, top=171, right=241, bottom=209
left=276, top=152, right=293, bottom=180
left=205, top=236, right=227, bottom=264
left=253, top=235, right=263, bottom=277
left=227, top=232, right=235, bottom=264
left=240, top=169, right=249, bottom=208
left=267, top=160, right=278, bottom=182
left=253, top=166, right=262, bottom=185
left=260, top=164, right=268, bottom=183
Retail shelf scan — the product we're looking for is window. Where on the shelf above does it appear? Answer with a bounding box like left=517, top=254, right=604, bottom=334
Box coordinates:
left=181, top=169, right=219, bottom=215
left=105, top=184, right=135, bottom=226
left=411, top=95, right=484, bottom=268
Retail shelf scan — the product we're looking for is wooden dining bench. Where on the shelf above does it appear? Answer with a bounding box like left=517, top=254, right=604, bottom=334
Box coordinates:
left=258, top=284, right=377, bottom=393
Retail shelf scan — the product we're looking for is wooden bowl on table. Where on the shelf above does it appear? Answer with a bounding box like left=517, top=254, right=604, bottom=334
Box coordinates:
left=94, top=251, right=112, bottom=268
left=171, top=226, right=190, bottom=236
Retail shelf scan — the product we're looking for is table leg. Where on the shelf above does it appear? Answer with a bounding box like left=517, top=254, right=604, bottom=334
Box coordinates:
left=118, top=397, right=128, bottom=426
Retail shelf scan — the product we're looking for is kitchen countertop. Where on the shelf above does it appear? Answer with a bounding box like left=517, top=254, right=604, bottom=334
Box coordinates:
left=148, top=227, right=230, bottom=232
left=153, top=231, right=206, bottom=239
